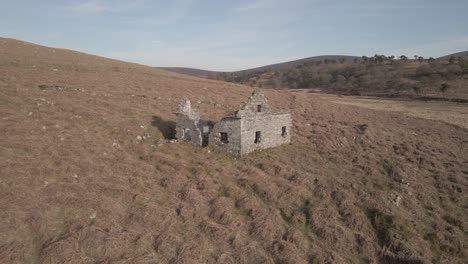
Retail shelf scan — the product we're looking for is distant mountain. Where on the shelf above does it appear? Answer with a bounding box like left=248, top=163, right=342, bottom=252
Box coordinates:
left=438, top=51, right=468, bottom=59
left=159, top=55, right=360, bottom=78
left=210, top=52, right=468, bottom=96
left=158, top=67, right=219, bottom=78
left=231, top=55, right=360, bottom=74
left=161, top=52, right=468, bottom=79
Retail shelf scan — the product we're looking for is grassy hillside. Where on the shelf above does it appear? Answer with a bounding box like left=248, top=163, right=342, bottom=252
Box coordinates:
left=158, top=67, right=218, bottom=79
left=214, top=56, right=468, bottom=100
left=439, top=51, right=468, bottom=60
left=229, top=55, right=359, bottom=74
left=1, top=38, right=467, bottom=263
left=161, top=55, right=359, bottom=78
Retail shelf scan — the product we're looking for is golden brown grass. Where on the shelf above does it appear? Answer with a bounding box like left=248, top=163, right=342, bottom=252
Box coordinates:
left=1, top=38, right=467, bottom=264
left=315, top=93, right=468, bottom=129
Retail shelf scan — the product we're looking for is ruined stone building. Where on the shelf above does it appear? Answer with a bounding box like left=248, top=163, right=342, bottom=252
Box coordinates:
left=176, top=90, right=291, bottom=155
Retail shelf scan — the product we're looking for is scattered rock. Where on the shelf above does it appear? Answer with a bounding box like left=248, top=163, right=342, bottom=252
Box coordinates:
left=52, top=68, right=58, bottom=72
left=355, top=124, right=368, bottom=134
left=136, top=135, right=143, bottom=141
left=393, top=195, right=402, bottom=206
left=89, top=212, right=97, bottom=219
left=28, top=112, right=33, bottom=116
left=59, top=137, right=65, bottom=141
left=72, top=174, right=78, bottom=179
left=169, top=139, right=177, bottom=143
left=112, top=142, right=121, bottom=149
left=140, top=125, right=146, bottom=129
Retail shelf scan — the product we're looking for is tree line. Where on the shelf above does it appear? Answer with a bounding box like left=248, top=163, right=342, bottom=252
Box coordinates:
left=211, top=55, right=468, bottom=97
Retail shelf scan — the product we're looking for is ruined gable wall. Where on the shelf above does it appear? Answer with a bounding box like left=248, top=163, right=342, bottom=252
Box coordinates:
left=240, top=113, right=292, bottom=155
left=208, top=118, right=242, bottom=155
left=236, top=90, right=271, bottom=118
left=175, top=114, right=203, bottom=145
left=175, top=99, right=204, bottom=145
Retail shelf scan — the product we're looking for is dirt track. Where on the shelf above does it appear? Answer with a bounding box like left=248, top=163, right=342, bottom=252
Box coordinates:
left=1, top=38, right=467, bottom=264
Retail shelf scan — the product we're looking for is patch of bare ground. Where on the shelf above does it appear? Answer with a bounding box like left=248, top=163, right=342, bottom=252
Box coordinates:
left=1, top=38, right=467, bottom=263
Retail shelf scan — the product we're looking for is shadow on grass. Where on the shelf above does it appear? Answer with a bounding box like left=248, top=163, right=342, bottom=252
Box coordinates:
left=151, top=116, right=176, bottom=140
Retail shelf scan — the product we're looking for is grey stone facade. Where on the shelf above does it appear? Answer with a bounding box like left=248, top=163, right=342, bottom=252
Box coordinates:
left=176, top=90, right=291, bottom=155
left=175, top=99, right=214, bottom=146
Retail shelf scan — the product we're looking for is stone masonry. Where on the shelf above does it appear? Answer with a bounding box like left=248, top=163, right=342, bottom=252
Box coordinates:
left=176, top=90, right=291, bottom=155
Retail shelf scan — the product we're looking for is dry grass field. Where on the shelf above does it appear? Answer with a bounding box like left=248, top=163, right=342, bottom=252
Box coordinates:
left=1, top=38, right=467, bottom=264
left=313, top=94, right=468, bottom=130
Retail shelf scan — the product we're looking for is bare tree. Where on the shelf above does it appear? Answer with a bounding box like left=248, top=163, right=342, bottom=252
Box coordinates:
left=362, top=56, right=369, bottom=64
left=439, top=83, right=450, bottom=96
left=449, top=56, right=457, bottom=64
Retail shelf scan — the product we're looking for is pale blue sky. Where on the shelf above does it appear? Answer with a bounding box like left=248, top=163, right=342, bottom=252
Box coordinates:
left=1, top=0, right=467, bottom=71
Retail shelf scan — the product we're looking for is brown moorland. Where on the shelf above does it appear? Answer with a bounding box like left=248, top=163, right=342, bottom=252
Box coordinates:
left=1, top=38, right=467, bottom=264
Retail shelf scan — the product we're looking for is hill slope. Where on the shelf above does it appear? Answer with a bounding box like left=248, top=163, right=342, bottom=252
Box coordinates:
left=158, top=67, right=218, bottom=78
left=215, top=55, right=468, bottom=101
left=230, top=55, right=360, bottom=73
left=1, top=38, right=467, bottom=264
left=439, top=51, right=468, bottom=59
left=160, top=55, right=359, bottom=78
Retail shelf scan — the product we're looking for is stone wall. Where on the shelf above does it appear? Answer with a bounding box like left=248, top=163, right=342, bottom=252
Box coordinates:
left=197, top=120, right=214, bottom=146
left=176, top=90, right=292, bottom=155
left=175, top=114, right=203, bottom=145
left=208, top=117, right=242, bottom=155
left=175, top=99, right=203, bottom=145
left=240, top=112, right=291, bottom=155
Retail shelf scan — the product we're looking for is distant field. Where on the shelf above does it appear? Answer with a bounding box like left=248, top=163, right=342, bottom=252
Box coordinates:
left=314, top=93, right=468, bottom=129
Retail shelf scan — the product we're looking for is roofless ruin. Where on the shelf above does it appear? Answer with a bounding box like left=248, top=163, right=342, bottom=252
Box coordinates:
left=176, top=90, right=292, bottom=155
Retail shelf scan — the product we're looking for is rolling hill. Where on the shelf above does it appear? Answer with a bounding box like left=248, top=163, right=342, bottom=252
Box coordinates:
left=229, top=55, right=360, bottom=73
left=158, top=67, right=218, bottom=78
left=159, top=55, right=359, bottom=78
left=161, top=51, right=468, bottom=80
left=1, top=38, right=467, bottom=263
left=439, top=51, right=468, bottom=59
left=207, top=54, right=468, bottom=100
